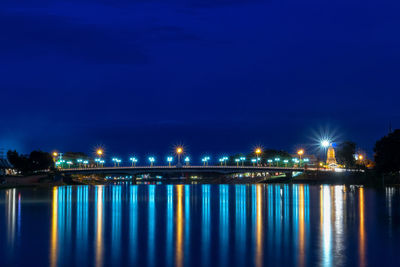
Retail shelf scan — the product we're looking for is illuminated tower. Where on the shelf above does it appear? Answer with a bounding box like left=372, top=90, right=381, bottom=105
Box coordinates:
left=326, top=145, right=337, bottom=166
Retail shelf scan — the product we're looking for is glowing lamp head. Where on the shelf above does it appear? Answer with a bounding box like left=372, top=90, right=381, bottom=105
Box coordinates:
left=97, top=149, right=103, bottom=156
left=255, top=148, right=262, bottom=154
left=321, top=140, right=330, bottom=148
left=52, top=152, right=58, bottom=157
left=176, top=147, right=183, bottom=154
left=297, top=149, right=304, bottom=156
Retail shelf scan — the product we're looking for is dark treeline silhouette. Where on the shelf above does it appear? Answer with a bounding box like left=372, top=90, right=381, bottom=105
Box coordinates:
left=7, top=150, right=53, bottom=174
left=336, top=141, right=356, bottom=168
left=374, top=129, right=400, bottom=175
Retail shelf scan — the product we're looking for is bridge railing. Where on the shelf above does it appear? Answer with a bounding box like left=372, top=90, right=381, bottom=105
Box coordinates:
left=59, top=165, right=305, bottom=171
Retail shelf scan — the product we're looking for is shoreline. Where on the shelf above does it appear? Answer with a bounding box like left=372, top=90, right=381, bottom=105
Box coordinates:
left=1, top=172, right=399, bottom=190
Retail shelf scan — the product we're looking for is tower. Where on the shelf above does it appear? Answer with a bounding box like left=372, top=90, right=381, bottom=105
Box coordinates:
left=326, top=145, right=337, bottom=166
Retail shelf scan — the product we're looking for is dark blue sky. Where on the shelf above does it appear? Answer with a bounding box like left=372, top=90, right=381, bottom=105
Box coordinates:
left=1, top=0, right=399, bottom=161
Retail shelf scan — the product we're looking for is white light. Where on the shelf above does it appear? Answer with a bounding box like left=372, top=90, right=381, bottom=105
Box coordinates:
left=321, top=139, right=330, bottom=148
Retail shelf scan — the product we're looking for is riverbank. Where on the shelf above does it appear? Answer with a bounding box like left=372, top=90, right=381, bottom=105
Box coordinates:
left=0, top=174, right=65, bottom=189
left=2, top=171, right=399, bottom=189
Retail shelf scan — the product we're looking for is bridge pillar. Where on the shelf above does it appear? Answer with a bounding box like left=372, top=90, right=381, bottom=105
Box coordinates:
left=131, top=175, right=137, bottom=185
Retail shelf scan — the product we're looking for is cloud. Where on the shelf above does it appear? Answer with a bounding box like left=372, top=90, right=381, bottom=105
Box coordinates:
left=0, top=6, right=201, bottom=64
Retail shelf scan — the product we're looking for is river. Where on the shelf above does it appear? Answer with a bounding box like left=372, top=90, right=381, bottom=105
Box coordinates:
left=0, top=184, right=399, bottom=266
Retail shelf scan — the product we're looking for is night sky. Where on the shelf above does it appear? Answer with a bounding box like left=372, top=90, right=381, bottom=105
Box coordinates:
left=1, top=0, right=399, bottom=161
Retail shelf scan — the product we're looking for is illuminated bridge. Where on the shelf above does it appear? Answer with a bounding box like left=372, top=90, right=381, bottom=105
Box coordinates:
left=58, top=165, right=305, bottom=177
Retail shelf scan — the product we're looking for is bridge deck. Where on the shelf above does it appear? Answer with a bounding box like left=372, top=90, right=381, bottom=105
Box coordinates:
left=59, top=165, right=305, bottom=175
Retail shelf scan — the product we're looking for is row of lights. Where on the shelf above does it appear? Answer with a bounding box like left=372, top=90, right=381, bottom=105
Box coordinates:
left=54, top=146, right=315, bottom=168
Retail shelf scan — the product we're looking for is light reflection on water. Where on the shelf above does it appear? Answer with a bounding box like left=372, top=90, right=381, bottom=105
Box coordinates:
left=1, top=184, right=400, bottom=266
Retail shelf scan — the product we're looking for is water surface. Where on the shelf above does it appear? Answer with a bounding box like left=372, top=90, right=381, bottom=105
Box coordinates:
left=1, top=184, right=399, bottom=266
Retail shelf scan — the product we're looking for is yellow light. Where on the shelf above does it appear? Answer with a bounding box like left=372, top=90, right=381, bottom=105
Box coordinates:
left=97, top=149, right=103, bottom=156
left=297, top=149, right=304, bottom=156
left=255, top=148, right=262, bottom=154
left=176, top=147, right=183, bottom=154
left=52, top=152, right=58, bottom=157
left=359, top=155, right=363, bottom=160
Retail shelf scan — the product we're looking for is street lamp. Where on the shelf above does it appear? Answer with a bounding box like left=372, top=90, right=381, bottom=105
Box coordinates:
left=149, top=157, right=155, bottom=167
left=66, top=161, right=73, bottom=168
left=267, top=159, right=273, bottom=166
left=240, top=157, right=246, bottom=166
left=184, top=157, right=190, bottom=166
left=283, top=159, right=289, bottom=167
left=83, top=160, right=89, bottom=168
left=130, top=157, right=138, bottom=167
left=202, top=156, right=210, bottom=166
left=112, top=158, right=121, bottom=167
left=251, top=159, right=257, bottom=166
left=52, top=151, right=59, bottom=168
left=297, top=149, right=304, bottom=166
left=255, top=148, right=262, bottom=166
left=176, top=147, right=183, bottom=165
left=274, top=157, right=280, bottom=167
left=77, top=159, right=83, bottom=168
left=235, top=158, right=240, bottom=166
left=167, top=156, right=173, bottom=167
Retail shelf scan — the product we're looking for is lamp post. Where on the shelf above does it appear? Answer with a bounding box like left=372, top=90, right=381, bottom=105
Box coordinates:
left=149, top=157, right=155, bottom=167
left=184, top=157, right=190, bottom=166
left=130, top=157, right=138, bottom=167
left=83, top=160, right=89, bottom=168
left=251, top=158, right=257, bottom=166
left=176, top=147, right=183, bottom=165
left=52, top=151, right=58, bottom=168
left=267, top=159, right=273, bottom=166
left=240, top=157, right=246, bottom=166
left=167, top=156, right=173, bottom=167
left=255, top=148, right=262, bottom=166
left=235, top=158, right=240, bottom=167
left=77, top=159, right=83, bottom=168
left=275, top=158, right=280, bottom=167
left=202, top=156, right=210, bottom=166
left=66, top=161, right=73, bottom=168
left=283, top=159, right=289, bottom=167
left=297, top=149, right=304, bottom=166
